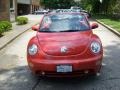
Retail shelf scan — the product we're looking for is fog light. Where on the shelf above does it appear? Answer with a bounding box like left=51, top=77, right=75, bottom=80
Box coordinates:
left=84, top=70, right=89, bottom=74
left=41, top=71, right=45, bottom=75
left=96, top=73, right=100, bottom=77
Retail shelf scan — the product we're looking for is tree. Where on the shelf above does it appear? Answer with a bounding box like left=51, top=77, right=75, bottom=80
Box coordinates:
left=81, top=0, right=100, bottom=13
left=81, top=0, right=120, bottom=15
left=40, top=0, right=75, bottom=9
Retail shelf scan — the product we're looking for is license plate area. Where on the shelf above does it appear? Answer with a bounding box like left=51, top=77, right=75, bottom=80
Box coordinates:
left=56, top=65, right=72, bottom=73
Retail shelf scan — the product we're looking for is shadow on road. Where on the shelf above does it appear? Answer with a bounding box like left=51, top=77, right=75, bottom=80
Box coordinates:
left=0, top=66, right=39, bottom=90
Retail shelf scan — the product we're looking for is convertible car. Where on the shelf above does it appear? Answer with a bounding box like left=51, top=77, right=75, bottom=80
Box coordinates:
left=27, top=13, right=103, bottom=77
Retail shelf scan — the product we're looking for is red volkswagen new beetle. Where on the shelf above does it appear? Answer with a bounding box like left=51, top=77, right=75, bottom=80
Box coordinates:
left=27, top=13, right=103, bottom=77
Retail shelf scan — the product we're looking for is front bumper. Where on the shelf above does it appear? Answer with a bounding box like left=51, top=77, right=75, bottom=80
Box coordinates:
left=28, top=55, right=102, bottom=77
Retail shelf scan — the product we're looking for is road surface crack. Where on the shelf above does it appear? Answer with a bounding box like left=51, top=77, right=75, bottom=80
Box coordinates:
left=31, top=78, right=40, bottom=90
left=101, top=77, right=120, bottom=81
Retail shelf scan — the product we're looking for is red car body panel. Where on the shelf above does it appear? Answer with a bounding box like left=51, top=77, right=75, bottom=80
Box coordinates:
left=37, top=31, right=92, bottom=56
left=27, top=13, right=103, bottom=77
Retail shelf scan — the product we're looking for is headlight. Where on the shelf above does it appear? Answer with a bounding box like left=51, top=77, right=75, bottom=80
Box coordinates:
left=91, top=42, right=101, bottom=53
left=28, top=44, right=38, bottom=55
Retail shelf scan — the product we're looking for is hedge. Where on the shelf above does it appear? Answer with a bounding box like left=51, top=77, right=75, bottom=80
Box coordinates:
left=0, top=21, right=12, bottom=35
left=16, top=17, right=28, bottom=25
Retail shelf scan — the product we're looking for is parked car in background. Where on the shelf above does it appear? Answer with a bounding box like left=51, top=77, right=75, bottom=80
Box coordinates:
left=70, top=6, right=81, bottom=10
left=70, top=6, right=91, bottom=18
left=34, top=9, right=49, bottom=15
left=55, top=9, right=80, bottom=13
left=27, top=13, right=103, bottom=77
left=55, top=9, right=90, bottom=19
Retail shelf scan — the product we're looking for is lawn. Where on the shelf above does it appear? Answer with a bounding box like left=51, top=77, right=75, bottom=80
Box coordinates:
left=93, top=15, right=120, bottom=32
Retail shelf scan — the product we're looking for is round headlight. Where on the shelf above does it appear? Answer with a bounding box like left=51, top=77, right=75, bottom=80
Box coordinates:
left=91, top=42, right=101, bottom=53
left=28, top=44, right=38, bottom=55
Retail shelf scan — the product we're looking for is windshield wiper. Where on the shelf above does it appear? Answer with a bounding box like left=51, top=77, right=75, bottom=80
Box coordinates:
left=39, top=29, right=81, bottom=33
left=39, top=30, right=59, bottom=33
left=59, top=30, right=81, bottom=32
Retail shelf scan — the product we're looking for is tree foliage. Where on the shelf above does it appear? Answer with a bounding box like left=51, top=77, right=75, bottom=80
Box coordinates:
left=40, top=0, right=120, bottom=17
left=81, top=0, right=120, bottom=15
left=40, top=0, right=75, bottom=9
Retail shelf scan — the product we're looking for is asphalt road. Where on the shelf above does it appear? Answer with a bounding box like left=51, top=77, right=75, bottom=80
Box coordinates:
left=0, top=16, right=120, bottom=90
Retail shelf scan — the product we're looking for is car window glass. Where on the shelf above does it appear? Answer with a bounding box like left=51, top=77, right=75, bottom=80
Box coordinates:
left=40, top=14, right=90, bottom=32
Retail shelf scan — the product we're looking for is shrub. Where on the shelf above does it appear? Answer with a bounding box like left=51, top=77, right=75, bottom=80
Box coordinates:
left=0, top=21, right=12, bottom=35
left=16, top=17, right=28, bottom=25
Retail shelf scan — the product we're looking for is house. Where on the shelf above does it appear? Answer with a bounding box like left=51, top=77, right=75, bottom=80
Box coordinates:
left=0, top=0, right=40, bottom=22
left=0, top=0, right=17, bottom=22
left=31, top=0, right=40, bottom=14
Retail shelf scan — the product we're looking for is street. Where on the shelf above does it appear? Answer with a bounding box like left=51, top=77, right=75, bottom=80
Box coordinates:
left=0, top=15, right=120, bottom=90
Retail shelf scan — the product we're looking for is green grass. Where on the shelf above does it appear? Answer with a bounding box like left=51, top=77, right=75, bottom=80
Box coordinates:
left=93, top=15, right=120, bottom=32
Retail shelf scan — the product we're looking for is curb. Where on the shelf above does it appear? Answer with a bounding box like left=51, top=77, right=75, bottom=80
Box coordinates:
left=95, top=19, right=120, bottom=38
left=0, top=23, right=38, bottom=50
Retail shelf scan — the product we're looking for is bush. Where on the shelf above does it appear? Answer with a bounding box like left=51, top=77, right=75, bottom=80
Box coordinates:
left=16, top=17, right=28, bottom=25
left=0, top=21, right=12, bottom=35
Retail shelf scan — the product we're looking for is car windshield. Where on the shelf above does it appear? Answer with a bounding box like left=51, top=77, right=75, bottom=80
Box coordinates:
left=39, top=14, right=90, bottom=32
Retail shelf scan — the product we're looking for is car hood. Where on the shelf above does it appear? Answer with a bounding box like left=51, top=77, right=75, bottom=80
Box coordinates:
left=37, top=31, right=92, bottom=56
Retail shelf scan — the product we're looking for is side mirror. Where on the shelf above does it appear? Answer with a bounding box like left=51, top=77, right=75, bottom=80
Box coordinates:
left=91, top=22, right=98, bottom=29
left=32, top=25, right=39, bottom=31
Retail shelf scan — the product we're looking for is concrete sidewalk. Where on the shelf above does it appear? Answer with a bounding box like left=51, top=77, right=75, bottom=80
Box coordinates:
left=0, top=20, right=39, bottom=50
left=95, top=19, right=120, bottom=38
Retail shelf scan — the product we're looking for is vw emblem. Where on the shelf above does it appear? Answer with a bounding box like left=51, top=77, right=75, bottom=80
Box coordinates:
left=61, top=46, right=68, bottom=53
